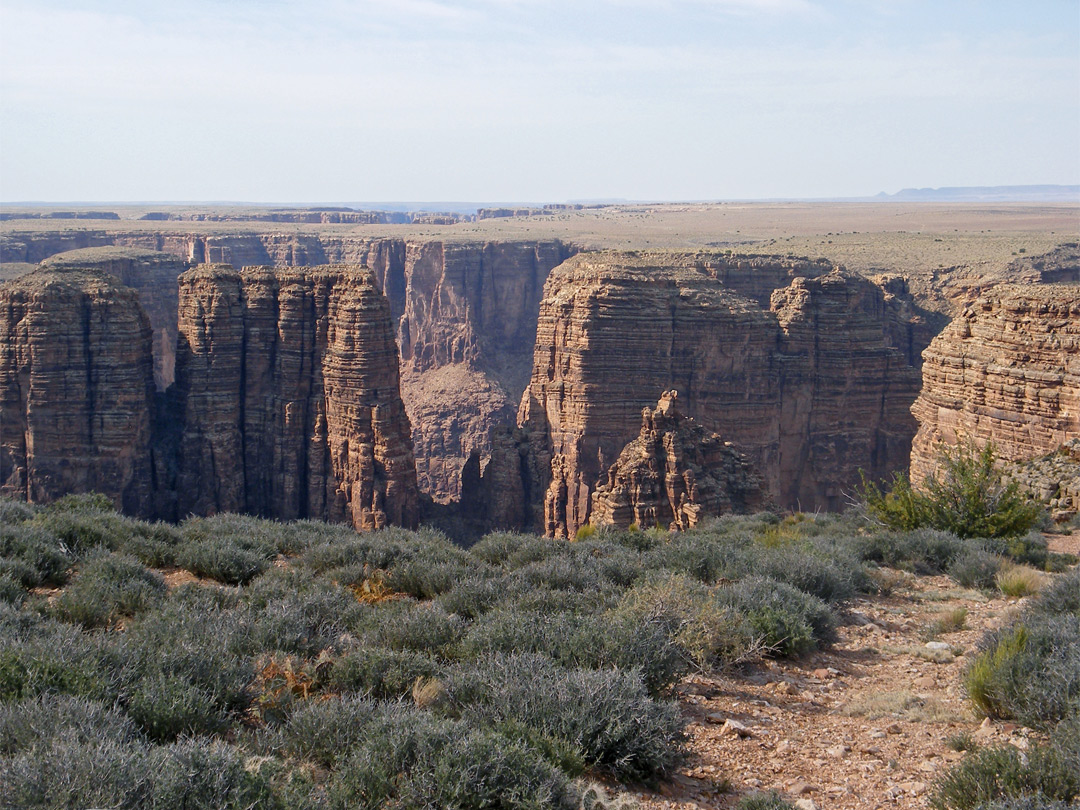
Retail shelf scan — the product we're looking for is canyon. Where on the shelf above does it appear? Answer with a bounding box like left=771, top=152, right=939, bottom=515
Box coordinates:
left=910, top=283, right=1080, bottom=486
left=0, top=207, right=1077, bottom=537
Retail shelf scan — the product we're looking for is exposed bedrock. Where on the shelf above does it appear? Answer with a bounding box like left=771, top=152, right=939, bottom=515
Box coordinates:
left=0, top=269, right=156, bottom=516
left=515, top=252, right=923, bottom=538
left=910, top=283, right=1080, bottom=485
left=590, top=391, right=766, bottom=531
left=41, top=247, right=186, bottom=390
left=173, top=265, right=420, bottom=530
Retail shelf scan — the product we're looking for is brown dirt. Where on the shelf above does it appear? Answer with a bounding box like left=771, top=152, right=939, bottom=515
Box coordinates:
left=618, top=570, right=1063, bottom=810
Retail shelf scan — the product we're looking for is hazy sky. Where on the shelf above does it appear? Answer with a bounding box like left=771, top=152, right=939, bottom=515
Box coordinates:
left=1, top=0, right=1077, bottom=202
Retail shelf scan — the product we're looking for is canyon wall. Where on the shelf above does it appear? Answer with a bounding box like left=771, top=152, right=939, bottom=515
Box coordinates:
left=41, top=247, right=185, bottom=390
left=910, top=284, right=1080, bottom=484
left=3, top=233, right=574, bottom=504
left=590, top=391, right=765, bottom=531
left=173, top=265, right=419, bottom=530
left=515, top=252, right=922, bottom=537
left=0, top=269, right=157, bottom=516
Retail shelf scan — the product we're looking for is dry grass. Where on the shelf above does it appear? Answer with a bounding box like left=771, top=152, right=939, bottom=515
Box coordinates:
left=841, top=689, right=966, bottom=723
left=995, top=564, right=1044, bottom=598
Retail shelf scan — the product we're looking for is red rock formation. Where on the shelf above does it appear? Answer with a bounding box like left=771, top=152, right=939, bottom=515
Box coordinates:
left=175, top=265, right=419, bottom=530
left=910, top=284, right=1080, bottom=485
left=0, top=269, right=156, bottom=515
left=41, top=247, right=185, bottom=390
left=590, top=391, right=765, bottom=531
left=519, top=252, right=922, bottom=537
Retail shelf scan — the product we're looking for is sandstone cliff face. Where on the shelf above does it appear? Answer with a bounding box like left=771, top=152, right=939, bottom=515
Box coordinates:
left=590, top=391, right=765, bottom=531
left=910, top=284, right=1080, bottom=485
left=174, top=265, right=419, bottom=530
left=0, top=269, right=156, bottom=515
left=41, top=247, right=185, bottom=390
left=518, top=252, right=922, bottom=537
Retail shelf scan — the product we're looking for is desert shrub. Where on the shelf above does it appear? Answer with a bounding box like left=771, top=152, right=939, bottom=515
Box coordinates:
left=148, top=738, right=279, bottom=810
left=1026, top=567, right=1080, bottom=618
left=0, top=606, right=113, bottom=700
left=459, top=607, right=685, bottom=694
left=180, top=513, right=283, bottom=557
left=0, top=575, right=24, bottom=606
left=970, top=800, right=1072, bottom=810
left=0, top=497, right=35, bottom=524
left=324, top=706, right=464, bottom=809
left=736, top=541, right=867, bottom=603
left=125, top=671, right=228, bottom=741
left=121, top=597, right=254, bottom=715
left=406, top=728, right=576, bottom=810
left=0, top=523, right=71, bottom=586
left=854, top=528, right=964, bottom=573
left=643, top=533, right=740, bottom=584
left=966, top=617, right=1080, bottom=728
left=949, top=546, right=1003, bottom=589
left=387, top=555, right=476, bottom=599
left=116, top=522, right=182, bottom=568
left=995, top=564, right=1043, bottom=598
left=469, top=531, right=548, bottom=566
left=930, top=740, right=1079, bottom=809
left=175, top=538, right=268, bottom=584
left=720, top=576, right=835, bottom=657
left=446, top=653, right=686, bottom=781
left=353, top=599, right=465, bottom=658
left=329, top=647, right=439, bottom=699
left=242, top=568, right=358, bottom=655
left=438, top=571, right=515, bottom=618
left=277, top=694, right=382, bottom=767
left=53, top=553, right=165, bottom=628
left=0, top=735, right=154, bottom=809
left=862, top=441, right=1042, bottom=539
left=615, top=573, right=750, bottom=671
left=0, top=694, right=142, bottom=756
left=736, top=793, right=797, bottom=810
left=926, top=608, right=969, bottom=639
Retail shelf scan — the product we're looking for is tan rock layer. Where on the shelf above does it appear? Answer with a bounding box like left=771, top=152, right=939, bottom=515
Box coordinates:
left=590, top=391, right=766, bottom=531
left=0, top=269, right=156, bottom=515
left=518, top=252, right=922, bottom=538
left=910, top=284, right=1080, bottom=485
left=174, top=265, right=419, bottom=530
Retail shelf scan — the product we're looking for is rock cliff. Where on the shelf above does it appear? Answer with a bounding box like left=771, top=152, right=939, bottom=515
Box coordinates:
left=173, top=265, right=420, bottom=530
left=0, top=269, right=156, bottom=515
left=41, top=247, right=186, bottom=389
left=517, top=252, right=922, bottom=537
left=910, top=284, right=1080, bottom=485
left=590, top=391, right=765, bottom=531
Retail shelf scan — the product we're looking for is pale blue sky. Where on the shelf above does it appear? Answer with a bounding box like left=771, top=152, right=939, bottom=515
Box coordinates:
left=1, top=0, right=1077, bottom=202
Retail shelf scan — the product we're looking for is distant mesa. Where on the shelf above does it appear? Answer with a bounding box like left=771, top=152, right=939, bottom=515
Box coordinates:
left=873, top=185, right=1080, bottom=203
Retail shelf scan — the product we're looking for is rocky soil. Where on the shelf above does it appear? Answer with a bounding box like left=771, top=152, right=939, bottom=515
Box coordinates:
left=615, top=552, right=1076, bottom=810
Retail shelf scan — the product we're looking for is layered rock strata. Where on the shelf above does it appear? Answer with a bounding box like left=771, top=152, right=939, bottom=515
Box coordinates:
left=517, top=252, right=922, bottom=537
left=174, top=265, right=419, bottom=530
left=910, top=284, right=1080, bottom=485
left=41, top=247, right=186, bottom=389
left=590, top=392, right=765, bottom=531
left=0, top=269, right=156, bottom=515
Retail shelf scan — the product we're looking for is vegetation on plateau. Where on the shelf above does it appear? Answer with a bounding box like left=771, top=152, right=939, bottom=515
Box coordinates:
left=0, top=487, right=1075, bottom=809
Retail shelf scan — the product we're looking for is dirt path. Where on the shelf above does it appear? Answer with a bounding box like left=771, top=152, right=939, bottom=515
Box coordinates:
left=625, top=573, right=1044, bottom=810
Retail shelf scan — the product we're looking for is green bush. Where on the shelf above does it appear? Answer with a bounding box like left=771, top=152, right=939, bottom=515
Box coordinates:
left=949, top=545, right=1004, bottom=589
left=736, top=793, right=797, bottom=810
left=0, top=524, right=72, bottom=586
left=329, top=647, right=439, bottom=699
left=125, top=671, right=228, bottom=741
left=930, top=740, right=1079, bottom=809
left=721, top=576, right=835, bottom=658
left=0, top=497, right=35, bottom=524
left=966, top=617, right=1080, bottom=728
left=353, top=600, right=465, bottom=658
left=175, top=539, right=268, bottom=584
left=53, top=553, right=165, bottom=628
left=0, top=607, right=114, bottom=700
left=862, top=441, right=1042, bottom=539
left=277, top=694, right=381, bottom=767
left=0, top=694, right=142, bottom=756
left=446, top=653, right=686, bottom=781
left=0, top=575, right=24, bottom=606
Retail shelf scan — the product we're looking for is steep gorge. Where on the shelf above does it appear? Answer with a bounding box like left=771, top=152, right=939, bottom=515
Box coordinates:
left=511, top=252, right=924, bottom=538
